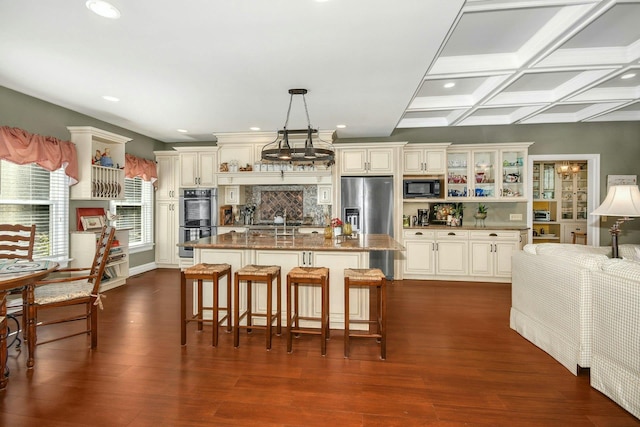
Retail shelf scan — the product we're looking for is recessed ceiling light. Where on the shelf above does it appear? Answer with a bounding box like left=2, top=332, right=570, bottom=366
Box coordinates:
left=336, top=124, right=347, bottom=129
left=86, top=1, right=121, bottom=19
left=621, top=73, right=636, bottom=80
left=177, top=129, right=188, bottom=133
left=102, top=95, right=119, bottom=102
left=443, top=82, right=456, bottom=88
left=249, top=127, right=261, bottom=131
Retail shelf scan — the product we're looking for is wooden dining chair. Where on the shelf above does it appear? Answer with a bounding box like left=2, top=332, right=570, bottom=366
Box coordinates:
left=25, top=226, right=115, bottom=367
left=0, top=224, right=36, bottom=260
left=0, top=224, right=36, bottom=349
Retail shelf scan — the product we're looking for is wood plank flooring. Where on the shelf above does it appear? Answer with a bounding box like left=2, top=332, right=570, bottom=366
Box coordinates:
left=1, top=268, right=638, bottom=426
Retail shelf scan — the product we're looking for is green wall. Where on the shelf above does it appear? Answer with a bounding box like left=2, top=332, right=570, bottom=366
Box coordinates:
left=0, top=85, right=165, bottom=267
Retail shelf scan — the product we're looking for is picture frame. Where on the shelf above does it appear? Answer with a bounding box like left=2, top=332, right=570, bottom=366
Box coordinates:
left=81, top=215, right=105, bottom=231
left=220, top=205, right=233, bottom=226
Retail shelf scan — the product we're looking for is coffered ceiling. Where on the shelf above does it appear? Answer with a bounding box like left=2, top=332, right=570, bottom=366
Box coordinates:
left=399, top=0, right=640, bottom=129
left=0, top=0, right=638, bottom=143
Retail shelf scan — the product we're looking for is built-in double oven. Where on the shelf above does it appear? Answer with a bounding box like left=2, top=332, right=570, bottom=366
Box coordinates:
left=178, top=188, right=217, bottom=258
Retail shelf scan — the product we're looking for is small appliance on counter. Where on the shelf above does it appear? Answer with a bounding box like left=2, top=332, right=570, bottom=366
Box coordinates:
left=534, top=210, right=551, bottom=221
left=417, top=209, right=430, bottom=226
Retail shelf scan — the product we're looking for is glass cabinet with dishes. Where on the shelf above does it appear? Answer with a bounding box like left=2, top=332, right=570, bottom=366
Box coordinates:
left=499, top=148, right=526, bottom=200
left=560, top=161, right=588, bottom=221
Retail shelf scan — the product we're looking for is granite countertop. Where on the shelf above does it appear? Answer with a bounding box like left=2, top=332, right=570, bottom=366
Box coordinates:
left=180, top=233, right=405, bottom=252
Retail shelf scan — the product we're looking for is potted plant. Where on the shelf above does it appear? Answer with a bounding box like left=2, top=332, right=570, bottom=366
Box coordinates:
left=450, top=203, right=464, bottom=226
left=474, top=204, right=488, bottom=226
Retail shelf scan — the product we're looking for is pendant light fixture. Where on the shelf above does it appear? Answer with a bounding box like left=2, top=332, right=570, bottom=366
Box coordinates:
left=261, top=89, right=335, bottom=165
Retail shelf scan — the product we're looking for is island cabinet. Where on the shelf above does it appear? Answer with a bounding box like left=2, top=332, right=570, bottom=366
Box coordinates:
left=174, top=146, right=218, bottom=188
left=402, top=229, right=468, bottom=279
left=67, top=126, right=130, bottom=200
left=468, top=230, right=522, bottom=279
left=402, top=143, right=450, bottom=175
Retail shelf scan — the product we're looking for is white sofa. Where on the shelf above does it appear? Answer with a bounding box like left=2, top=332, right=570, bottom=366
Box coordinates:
left=591, top=258, right=640, bottom=419
left=510, top=243, right=611, bottom=374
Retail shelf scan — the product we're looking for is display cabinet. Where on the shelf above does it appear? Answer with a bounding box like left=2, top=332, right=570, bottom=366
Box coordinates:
left=67, top=126, right=130, bottom=200
left=560, top=162, right=588, bottom=221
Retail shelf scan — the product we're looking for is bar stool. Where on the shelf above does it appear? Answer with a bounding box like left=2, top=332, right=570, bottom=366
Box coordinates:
left=286, top=266, right=330, bottom=355
left=234, top=264, right=282, bottom=350
left=572, top=231, right=587, bottom=245
left=180, top=263, right=232, bottom=347
left=344, top=268, right=387, bottom=360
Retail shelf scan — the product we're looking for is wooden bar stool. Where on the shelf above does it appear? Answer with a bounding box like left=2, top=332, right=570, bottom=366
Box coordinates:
left=344, top=268, right=387, bottom=360
left=286, top=266, right=330, bottom=356
left=180, top=263, right=232, bottom=347
left=572, top=231, right=587, bottom=245
left=234, top=265, right=282, bottom=350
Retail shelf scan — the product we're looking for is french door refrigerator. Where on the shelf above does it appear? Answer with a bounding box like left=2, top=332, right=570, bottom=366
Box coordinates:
left=341, top=176, right=394, bottom=279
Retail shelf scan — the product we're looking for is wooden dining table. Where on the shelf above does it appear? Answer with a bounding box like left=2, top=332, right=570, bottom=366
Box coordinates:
left=0, top=260, right=58, bottom=390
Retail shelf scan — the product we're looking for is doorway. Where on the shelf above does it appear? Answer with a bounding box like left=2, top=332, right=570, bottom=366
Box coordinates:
left=527, top=154, right=600, bottom=246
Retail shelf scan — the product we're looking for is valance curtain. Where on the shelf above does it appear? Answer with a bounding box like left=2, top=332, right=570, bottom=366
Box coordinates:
left=0, top=126, right=79, bottom=185
left=124, top=153, right=158, bottom=188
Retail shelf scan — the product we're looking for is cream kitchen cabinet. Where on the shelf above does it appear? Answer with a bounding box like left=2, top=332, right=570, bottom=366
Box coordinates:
left=338, top=146, right=394, bottom=175
left=402, top=229, right=436, bottom=277
left=402, top=229, right=468, bottom=279
left=175, top=147, right=218, bottom=188
left=468, top=230, right=521, bottom=279
left=154, top=151, right=180, bottom=201
left=403, top=143, right=450, bottom=175
left=155, top=200, right=180, bottom=267
left=67, top=126, right=130, bottom=200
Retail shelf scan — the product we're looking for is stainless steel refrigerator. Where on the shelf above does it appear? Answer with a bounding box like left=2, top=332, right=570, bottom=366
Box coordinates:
left=341, top=176, right=394, bottom=279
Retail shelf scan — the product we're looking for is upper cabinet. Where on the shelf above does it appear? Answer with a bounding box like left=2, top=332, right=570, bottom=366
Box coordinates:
left=403, top=143, right=450, bottom=175
left=560, top=161, right=588, bottom=221
left=154, top=151, right=180, bottom=200
left=174, top=146, right=218, bottom=188
left=67, top=126, right=130, bottom=200
left=338, top=146, right=395, bottom=175
left=446, top=143, right=531, bottom=201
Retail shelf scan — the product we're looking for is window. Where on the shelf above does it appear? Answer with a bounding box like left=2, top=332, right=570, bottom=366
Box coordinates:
left=0, top=160, right=69, bottom=260
left=110, top=177, right=153, bottom=252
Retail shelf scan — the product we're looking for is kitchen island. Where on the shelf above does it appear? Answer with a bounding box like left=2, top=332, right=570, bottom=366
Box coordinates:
left=181, top=232, right=404, bottom=330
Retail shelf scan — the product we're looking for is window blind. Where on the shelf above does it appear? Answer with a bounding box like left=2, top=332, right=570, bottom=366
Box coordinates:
left=111, top=177, right=153, bottom=248
left=0, top=160, right=69, bottom=259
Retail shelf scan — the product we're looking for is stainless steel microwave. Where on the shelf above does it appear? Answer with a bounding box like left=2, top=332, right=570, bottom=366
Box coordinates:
left=403, top=179, right=441, bottom=199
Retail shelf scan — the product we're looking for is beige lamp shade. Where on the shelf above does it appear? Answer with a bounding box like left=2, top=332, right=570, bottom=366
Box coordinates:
left=591, top=185, right=640, bottom=217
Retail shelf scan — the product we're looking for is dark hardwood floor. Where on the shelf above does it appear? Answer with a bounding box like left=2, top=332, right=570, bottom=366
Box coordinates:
left=1, top=268, right=638, bottom=426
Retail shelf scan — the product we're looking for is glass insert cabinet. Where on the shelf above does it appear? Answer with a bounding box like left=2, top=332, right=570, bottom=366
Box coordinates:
left=446, top=144, right=528, bottom=201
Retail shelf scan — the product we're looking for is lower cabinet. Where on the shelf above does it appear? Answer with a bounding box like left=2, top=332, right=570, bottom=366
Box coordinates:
left=403, top=230, right=468, bottom=278
left=402, top=228, right=524, bottom=282
left=468, top=230, right=521, bottom=279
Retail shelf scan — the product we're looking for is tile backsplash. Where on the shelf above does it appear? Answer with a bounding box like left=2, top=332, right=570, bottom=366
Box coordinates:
left=242, top=185, right=329, bottom=225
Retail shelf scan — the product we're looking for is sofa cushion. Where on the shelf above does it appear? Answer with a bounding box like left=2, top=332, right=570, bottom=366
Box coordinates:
left=618, top=244, right=640, bottom=261
left=600, top=258, right=640, bottom=282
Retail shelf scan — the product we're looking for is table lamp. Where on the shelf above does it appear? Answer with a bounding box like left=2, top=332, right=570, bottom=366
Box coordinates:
left=591, top=184, right=640, bottom=258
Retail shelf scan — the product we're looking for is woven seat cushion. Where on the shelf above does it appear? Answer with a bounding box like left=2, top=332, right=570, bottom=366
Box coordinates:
left=344, top=268, right=385, bottom=281
left=184, top=263, right=231, bottom=275
left=288, top=266, right=329, bottom=279
left=236, top=264, right=280, bottom=276
left=34, top=279, right=93, bottom=305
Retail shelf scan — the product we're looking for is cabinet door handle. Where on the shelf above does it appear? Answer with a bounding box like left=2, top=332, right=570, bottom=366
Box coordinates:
left=303, top=252, right=306, bottom=265
left=432, top=242, right=435, bottom=251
